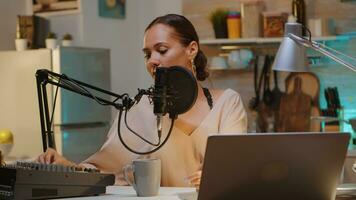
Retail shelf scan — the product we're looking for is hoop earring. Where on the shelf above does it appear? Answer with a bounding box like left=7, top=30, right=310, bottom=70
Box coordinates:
left=191, top=59, right=197, bottom=77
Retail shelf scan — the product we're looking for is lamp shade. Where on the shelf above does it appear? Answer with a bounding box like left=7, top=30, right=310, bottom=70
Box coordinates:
left=272, top=23, right=309, bottom=72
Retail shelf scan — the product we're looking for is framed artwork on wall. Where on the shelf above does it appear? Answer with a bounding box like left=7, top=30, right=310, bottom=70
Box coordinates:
left=33, top=0, right=79, bottom=14
left=98, top=0, right=126, bottom=19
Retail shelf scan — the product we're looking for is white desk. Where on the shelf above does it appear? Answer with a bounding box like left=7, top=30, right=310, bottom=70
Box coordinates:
left=55, top=185, right=356, bottom=200
left=57, top=186, right=198, bottom=200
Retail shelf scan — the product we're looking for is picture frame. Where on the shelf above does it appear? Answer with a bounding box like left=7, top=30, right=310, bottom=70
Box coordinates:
left=33, top=0, right=79, bottom=14
left=98, top=0, right=126, bottom=19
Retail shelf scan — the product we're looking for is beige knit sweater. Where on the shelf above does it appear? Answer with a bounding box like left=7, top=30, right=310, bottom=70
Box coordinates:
left=83, top=88, right=247, bottom=186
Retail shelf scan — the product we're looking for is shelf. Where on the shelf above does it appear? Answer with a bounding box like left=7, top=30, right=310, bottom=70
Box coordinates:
left=34, top=10, right=80, bottom=17
left=200, top=36, right=345, bottom=46
left=33, top=1, right=80, bottom=17
left=209, top=67, right=251, bottom=71
left=208, top=68, right=253, bottom=75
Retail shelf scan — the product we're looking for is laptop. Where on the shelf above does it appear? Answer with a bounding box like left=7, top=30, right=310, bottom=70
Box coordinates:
left=198, top=132, right=350, bottom=200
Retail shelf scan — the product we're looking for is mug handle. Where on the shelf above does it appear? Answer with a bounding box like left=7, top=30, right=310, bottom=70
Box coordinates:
left=123, top=164, right=137, bottom=190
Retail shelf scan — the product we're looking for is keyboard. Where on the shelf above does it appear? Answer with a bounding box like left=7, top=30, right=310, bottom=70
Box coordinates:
left=0, top=161, right=115, bottom=200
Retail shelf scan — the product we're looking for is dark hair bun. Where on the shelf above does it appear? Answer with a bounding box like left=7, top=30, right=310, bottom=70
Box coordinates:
left=195, top=50, right=209, bottom=81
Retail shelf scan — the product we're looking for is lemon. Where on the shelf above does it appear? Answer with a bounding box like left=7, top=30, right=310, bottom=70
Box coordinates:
left=0, top=130, right=13, bottom=144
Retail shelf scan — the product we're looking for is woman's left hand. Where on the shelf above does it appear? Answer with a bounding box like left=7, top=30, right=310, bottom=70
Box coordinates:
left=185, top=170, right=202, bottom=189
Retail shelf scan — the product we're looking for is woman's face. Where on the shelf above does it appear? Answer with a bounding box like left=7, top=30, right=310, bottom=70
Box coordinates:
left=143, top=24, right=197, bottom=78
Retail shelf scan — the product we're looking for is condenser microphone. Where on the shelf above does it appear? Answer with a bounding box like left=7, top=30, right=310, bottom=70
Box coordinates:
left=153, top=67, right=169, bottom=138
left=153, top=66, right=198, bottom=138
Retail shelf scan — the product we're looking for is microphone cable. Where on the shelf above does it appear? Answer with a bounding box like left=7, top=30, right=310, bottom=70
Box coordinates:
left=123, top=109, right=161, bottom=146
left=117, top=109, right=175, bottom=155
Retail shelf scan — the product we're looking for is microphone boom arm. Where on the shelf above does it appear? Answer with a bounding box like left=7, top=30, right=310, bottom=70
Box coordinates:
left=36, top=69, right=134, bottom=152
left=36, top=66, right=197, bottom=155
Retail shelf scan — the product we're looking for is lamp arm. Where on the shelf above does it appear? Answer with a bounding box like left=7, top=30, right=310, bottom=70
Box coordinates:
left=288, top=33, right=356, bottom=72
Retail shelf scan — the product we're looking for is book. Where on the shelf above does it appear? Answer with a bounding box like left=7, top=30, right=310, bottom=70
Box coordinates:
left=17, top=15, right=34, bottom=49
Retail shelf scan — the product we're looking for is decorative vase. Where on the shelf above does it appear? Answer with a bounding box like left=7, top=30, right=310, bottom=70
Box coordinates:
left=15, top=38, right=28, bottom=51
left=61, top=39, right=73, bottom=47
left=45, top=38, right=57, bottom=49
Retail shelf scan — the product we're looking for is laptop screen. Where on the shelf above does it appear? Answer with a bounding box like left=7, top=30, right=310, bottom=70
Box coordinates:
left=198, top=132, right=350, bottom=200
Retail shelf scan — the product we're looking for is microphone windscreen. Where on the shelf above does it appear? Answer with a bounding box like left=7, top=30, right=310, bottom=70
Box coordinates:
left=167, top=66, right=198, bottom=117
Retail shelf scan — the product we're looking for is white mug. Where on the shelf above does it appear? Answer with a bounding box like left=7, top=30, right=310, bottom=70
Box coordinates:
left=123, top=158, right=161, bottom=197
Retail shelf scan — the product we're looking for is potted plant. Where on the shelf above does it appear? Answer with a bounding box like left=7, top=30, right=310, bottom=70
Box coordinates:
left=209, top=9, right=228, bottom=38
left=45, top=32, right=57, bottom=49
left=61, top=33, right=73, bottom=47
left=14, top=32, right=28, bottom=51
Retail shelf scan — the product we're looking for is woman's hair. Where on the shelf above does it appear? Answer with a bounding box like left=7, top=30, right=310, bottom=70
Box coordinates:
left=145, top=14, right=209, bottom=81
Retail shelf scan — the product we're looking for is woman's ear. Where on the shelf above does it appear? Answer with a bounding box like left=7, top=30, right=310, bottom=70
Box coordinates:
left=186, top=41, right=198, bottom=60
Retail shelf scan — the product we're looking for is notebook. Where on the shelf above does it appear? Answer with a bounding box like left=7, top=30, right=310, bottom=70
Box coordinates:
left=198, top=132, right=350, bottom=200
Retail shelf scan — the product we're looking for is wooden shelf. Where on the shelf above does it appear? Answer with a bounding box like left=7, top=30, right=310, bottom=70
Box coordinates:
left=200, top=36, right=345, bottom=46
left=208, top=68, right=253, bottom=75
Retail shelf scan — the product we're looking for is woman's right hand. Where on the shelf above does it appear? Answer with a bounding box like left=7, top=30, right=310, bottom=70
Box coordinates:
left=37, top=147, right=76, bottom=166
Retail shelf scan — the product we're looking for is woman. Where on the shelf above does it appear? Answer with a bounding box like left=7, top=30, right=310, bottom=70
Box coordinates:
left=38, top=14, right=247, bottom=188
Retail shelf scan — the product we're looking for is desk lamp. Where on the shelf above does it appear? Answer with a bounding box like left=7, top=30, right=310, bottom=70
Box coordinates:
left=272, top=23, right=356, bottom=134
left=272, top=22, right=356, bottom=72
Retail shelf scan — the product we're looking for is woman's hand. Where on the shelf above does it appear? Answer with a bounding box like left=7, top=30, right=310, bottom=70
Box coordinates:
left=185, top=170, right=202, bottom=189
left=37, top=147, right=76, bottom=166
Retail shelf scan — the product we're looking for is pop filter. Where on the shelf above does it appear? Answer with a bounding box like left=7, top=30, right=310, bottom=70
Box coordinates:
left=167, top=66, right=198, bottom=117
left=154, top=66, right=198, bottom=119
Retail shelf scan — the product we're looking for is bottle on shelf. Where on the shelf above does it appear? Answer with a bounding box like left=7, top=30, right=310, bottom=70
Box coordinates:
left=292, top=0, right=306, bottom=35
left=227, top=11, right=241, bottom=39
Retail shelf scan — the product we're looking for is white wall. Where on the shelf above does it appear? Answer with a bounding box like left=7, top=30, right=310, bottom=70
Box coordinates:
left=43, top=13, right=83, bottom=47
left=80, top=0, right=182, bottom=96
left=80, top=0, right=141, bottom=96
left=0, top=0, right=30, bottom=50
left=136, top=0, right=183, bottom=90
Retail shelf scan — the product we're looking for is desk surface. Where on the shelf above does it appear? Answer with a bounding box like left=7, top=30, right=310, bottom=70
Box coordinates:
left=55, top=185, right=356, bottom=200
left=57, top=186, right=197, bottom=200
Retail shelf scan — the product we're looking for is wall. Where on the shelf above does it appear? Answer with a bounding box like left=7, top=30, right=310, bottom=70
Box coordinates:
left=0, top=0, right=31, bottom=50
left=42, top=13, right=83, bottom=47
left=136, top=0, right=183, bottom=88
left=311, top=38, right=356, bottom=135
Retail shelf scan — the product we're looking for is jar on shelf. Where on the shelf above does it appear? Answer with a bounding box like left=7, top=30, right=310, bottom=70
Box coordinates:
left=262, top=12, right=288, bottom=37
left=227, top=11, right=241, bottom=39
left=241, top=0, right=265, bottom=38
